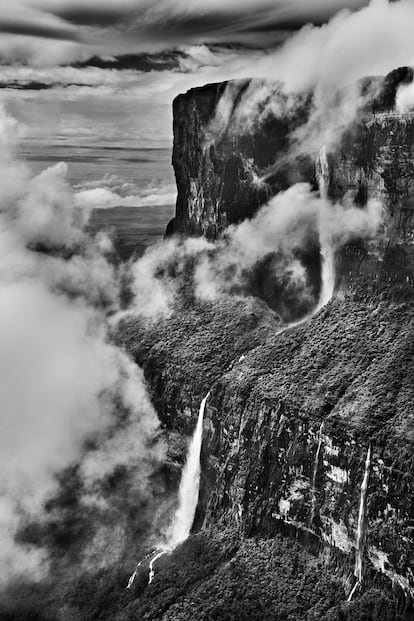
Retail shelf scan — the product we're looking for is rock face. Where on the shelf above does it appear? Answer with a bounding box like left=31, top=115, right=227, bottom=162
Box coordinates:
left=113, top=68, right=414, bottom=619
left=161, top=68, right=414, bottom=603
left=168, top=67, right=414, bottom=239
left=168, top=79, right=312, bottom=239
left=168, top=68, right=414, bottom=299
left=201, top=300, right=414, bottom=598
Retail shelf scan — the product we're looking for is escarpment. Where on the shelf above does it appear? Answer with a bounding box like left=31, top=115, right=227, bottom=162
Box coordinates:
left=119, top=67, right=414, bottom=618
left=168, top=68, right=414, bottom=301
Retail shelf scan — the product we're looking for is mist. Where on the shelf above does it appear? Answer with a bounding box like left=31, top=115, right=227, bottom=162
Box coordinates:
left=128, top=183, right=382, bottom=323
left=207, top=0, right=414, bottom=158
left=0, top=104, right=161, bottom=583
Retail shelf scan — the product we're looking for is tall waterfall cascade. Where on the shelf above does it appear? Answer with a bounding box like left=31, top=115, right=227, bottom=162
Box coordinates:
left=167, top=392, right=209, bottom=548
left=127, top=393, right=209, bottom=588
left=315, top=146, right=335, bottom=310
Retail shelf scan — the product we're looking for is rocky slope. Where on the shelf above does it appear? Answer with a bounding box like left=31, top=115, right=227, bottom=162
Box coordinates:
left=116, top=67, right=414, bottom=619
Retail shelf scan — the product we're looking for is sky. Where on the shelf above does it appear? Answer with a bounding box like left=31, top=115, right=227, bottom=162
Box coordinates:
left=0, top=0, right=374, bottom=149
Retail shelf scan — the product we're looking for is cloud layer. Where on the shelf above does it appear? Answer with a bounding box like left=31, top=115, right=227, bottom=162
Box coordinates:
left=0, top=105, right=161, bottom=582
left=0, top=0, right=370, bottom=65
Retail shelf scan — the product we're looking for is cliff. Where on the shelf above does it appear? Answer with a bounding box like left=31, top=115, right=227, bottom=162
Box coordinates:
left=168, top=67, right=414, bottom=239
left=114, top=68, right=414, bottom=619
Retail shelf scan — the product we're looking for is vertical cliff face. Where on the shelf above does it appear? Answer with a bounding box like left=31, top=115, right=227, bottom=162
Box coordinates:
left=170, top=69, right=413, bottom=229
left=168, top=69, right=414, bottom=297
left=200, top=300, right=414, bottom=597
left=167, top=79, right=313, bottom=239
left=153, top=67, right=414, bottom=602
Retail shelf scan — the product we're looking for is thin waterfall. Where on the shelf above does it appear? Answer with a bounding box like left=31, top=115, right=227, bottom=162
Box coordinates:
left=315, top=146, right=335, bottom=310
left=126, top=392, right=209, bottom=588
left=348, top=445, right=371, bottom=601
left=316, top=145, right=330, bottom=201
left=309, top=422, right=324, bottom=528
left=148, top=550, right=170, bottom=584
left=355, top=445, right=371, bottom=581
left=126, top=550, right=157, bottom=589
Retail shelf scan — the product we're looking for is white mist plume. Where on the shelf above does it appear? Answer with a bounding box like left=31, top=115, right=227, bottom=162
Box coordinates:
left=0, top=105, right=160, bottom=583
left=253, top=0, right=414, bottom=93
left=396, top=80, right=414, bottom=113
left=195, top=184, right=381, bottom=304
left=210, top=0, right=414, bottom=156
left=128, top=183, right=382, bottom=320
left=129, top=236, right=213, bottom=318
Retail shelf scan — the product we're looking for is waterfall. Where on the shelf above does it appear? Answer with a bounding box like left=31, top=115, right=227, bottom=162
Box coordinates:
left=355, top=445, right=371, bottom=581
left=348, top=445, right=371, bottom=601
left=126, top=549, right=157, bottom=589
left=168, top=392, right=209, bottom=548
left=148, top=550, right=169, bottom=584
left=126, top=392, right=209, bottom=588
left=315, top=145, right=330, bottom=201
left=309, top=422, right=324, bottom=528
left=315, top=146, right=335, bottom=310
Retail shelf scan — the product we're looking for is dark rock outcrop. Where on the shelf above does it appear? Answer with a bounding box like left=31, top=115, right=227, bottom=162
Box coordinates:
left=168, top=68, right=414, bottom=246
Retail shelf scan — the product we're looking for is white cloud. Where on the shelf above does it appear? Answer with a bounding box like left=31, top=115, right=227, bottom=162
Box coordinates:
left=74, top=180, right=177, bottom=210
left=396, top=80, right=414, bottom=113
left=0, top=104, right=161, bottom=583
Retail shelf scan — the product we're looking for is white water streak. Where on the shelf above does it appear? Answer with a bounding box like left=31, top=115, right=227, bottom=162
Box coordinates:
left=126, top=549, right=156, bottom=589
left=348, top=444, right=371, bottom=601
left=355, top=445, right=371, bottom=581
left=347, top=579, right=360, bottom=602
left=316, top=145, right=335, bottom=310
left=309, top=422, right=324, bottom=528
left=148, top=550, right=170, bottom=585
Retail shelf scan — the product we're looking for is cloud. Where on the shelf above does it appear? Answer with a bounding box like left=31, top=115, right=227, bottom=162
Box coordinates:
left=212, top=0, right=414, bottom=93
left=129, top=236, right=213, bottom=319
left=194, top=184, right=382, bottom=300
left=0, top=0, right=371, bottom=66
left=128, top=183, right=382, bottom=321
left=74, top=181, right=177, bottom=210
left=0, top=1, right=79, bottom=41
left=131, top=0, right=370, bottom=41
left=396, top=80, right=414, bottom=113
left=0, top=104, right=161, bottom=583
left=45, top=0, right=140, bottom=27
left=0, top=33, right=82, bottom=66
left=203, top=0, right=414, bottom=163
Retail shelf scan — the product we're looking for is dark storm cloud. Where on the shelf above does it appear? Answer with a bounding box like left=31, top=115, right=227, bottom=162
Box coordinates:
left=0, top=20, right=79, bottom=41
left=72, top=50, right=186, bottom=72
left=3, top=1, right=372, bottom=44
left=140, top=13, right=243, bottom=38
left=0, top=0, right=372, bottom=66
left=49, top=6, right=133, bottom=27
left=120, top=1, right=370, bottom=45
left=0, top=80, right=52, bottom=89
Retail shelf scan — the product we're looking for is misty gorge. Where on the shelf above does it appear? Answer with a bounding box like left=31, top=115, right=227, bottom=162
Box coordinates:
left=3, top=14, right=414, bottom=621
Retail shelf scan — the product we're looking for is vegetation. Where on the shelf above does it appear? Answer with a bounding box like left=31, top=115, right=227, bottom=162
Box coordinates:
left=1, top=530, right=411, bottom=620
